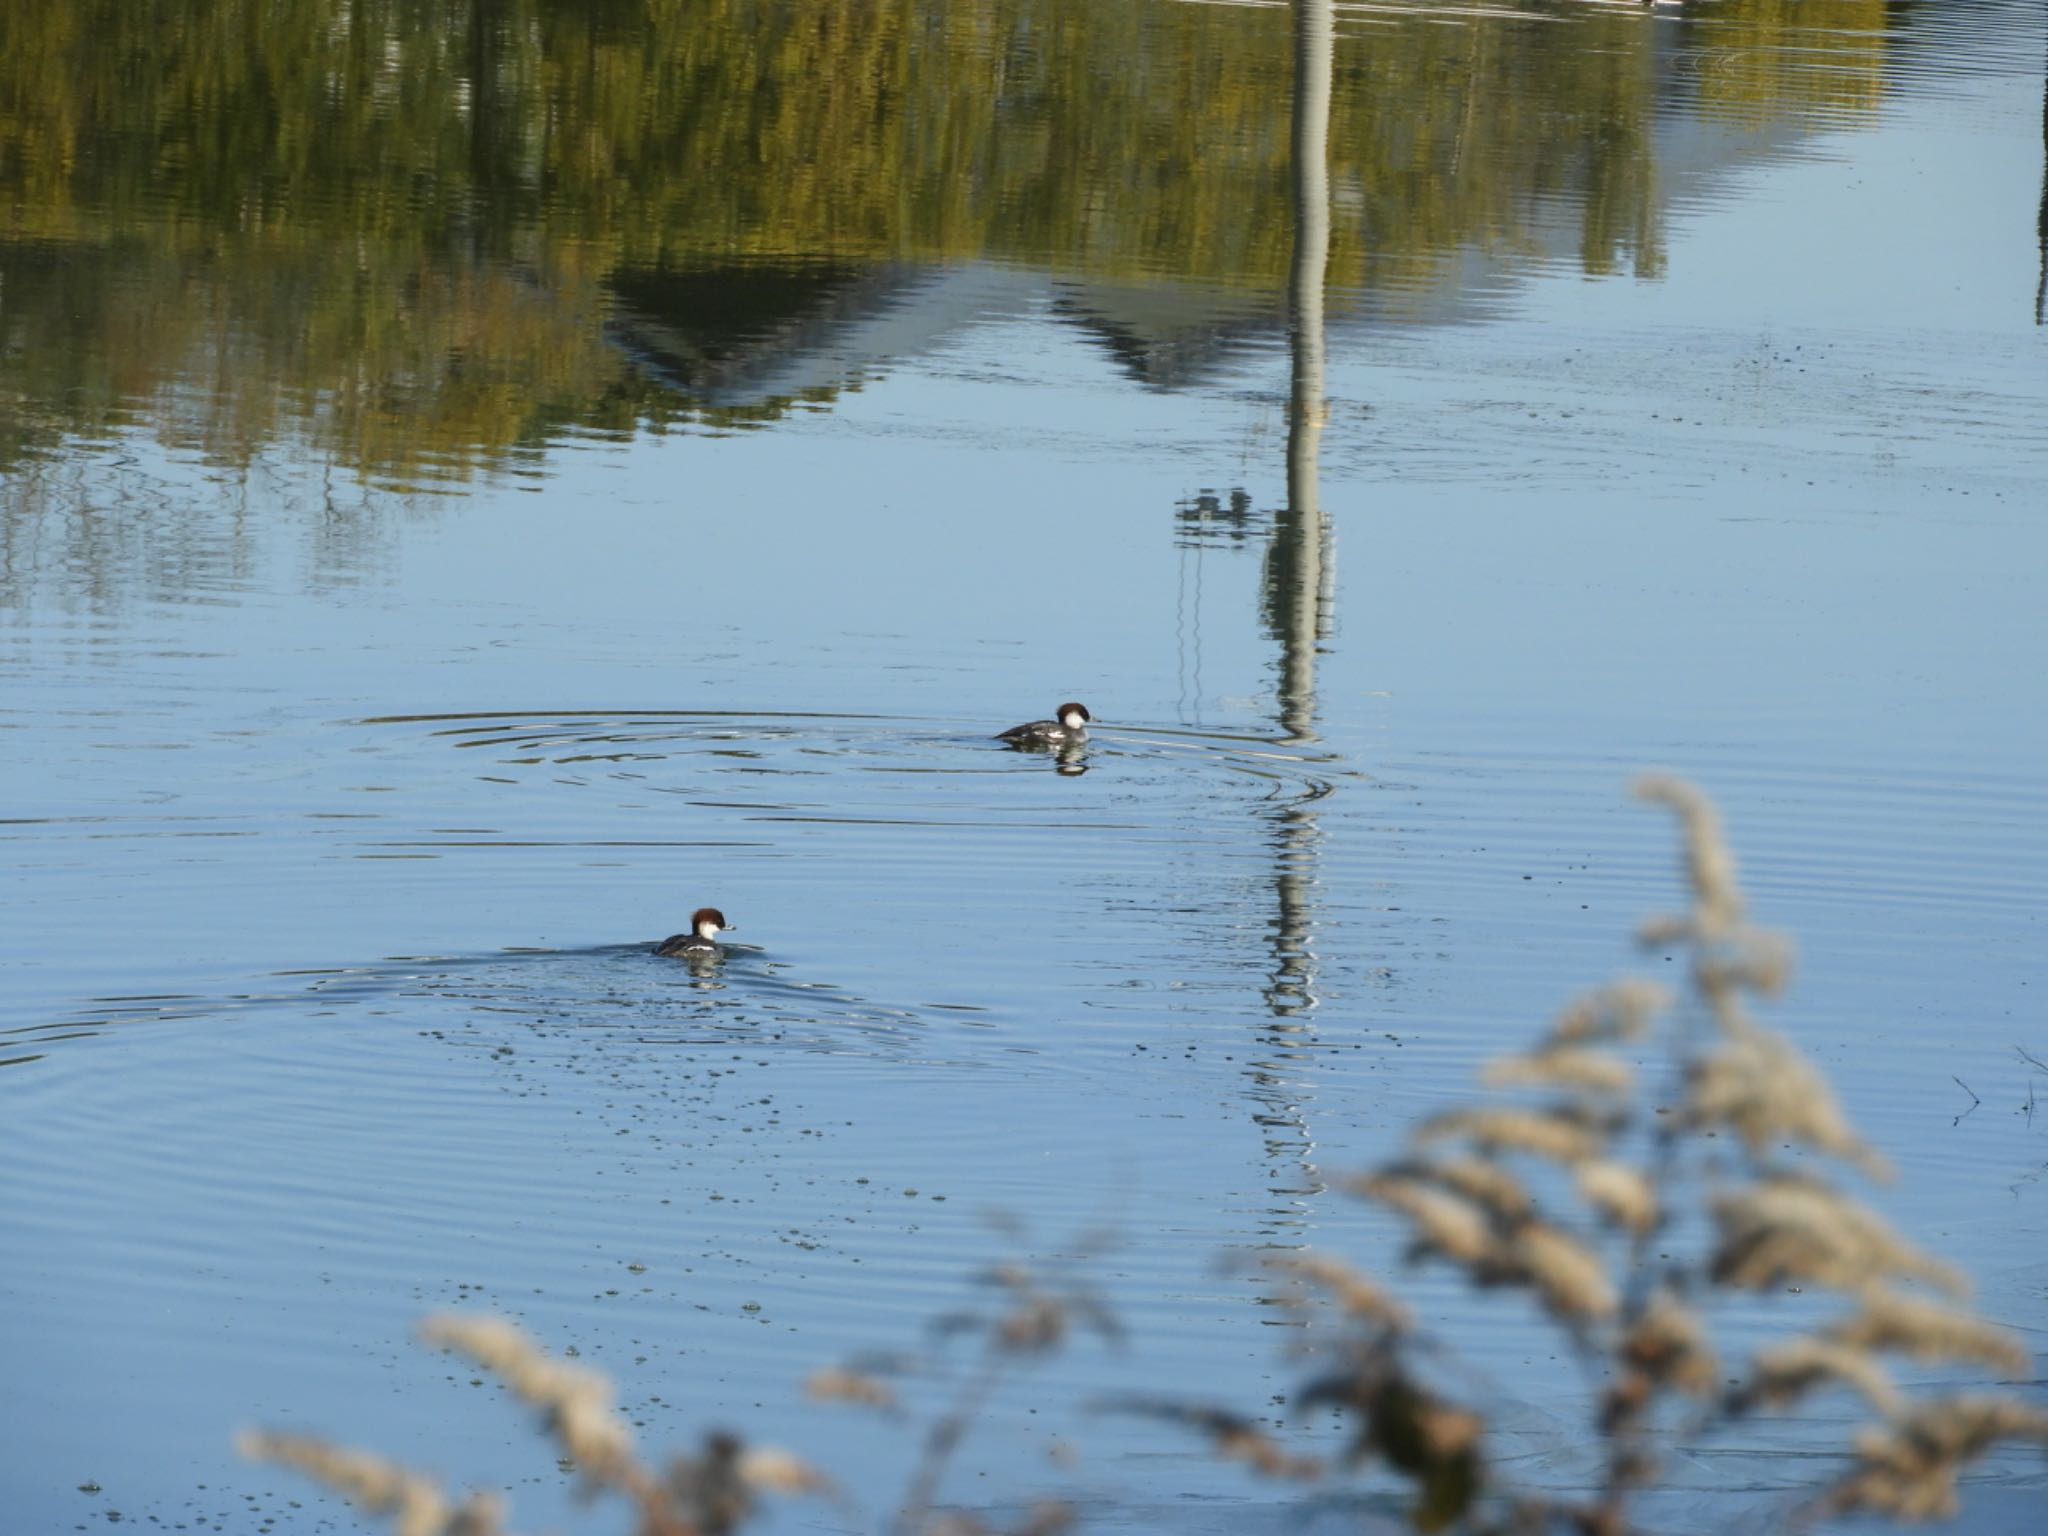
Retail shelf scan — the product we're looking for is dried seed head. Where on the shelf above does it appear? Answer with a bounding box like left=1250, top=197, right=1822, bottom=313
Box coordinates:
left=1107, top=1399, right=1323, bottom=1482
left=1634, top=774, right=1744, bottom=931
left=1688, top=1029, right=1887, bottom=1177
left=805, top=1367, right=900, bottom=1413
left=1711, top=1176, right=1964, bottom=1296
left=1353, top=1174, right=1496, bottom=1265
left=417, top=1315, right=637, bottom=1488
left=1574, top=1159, right=1659, bottom=1234
left=998, top=1294, right=1068, bottom=1353
left=1636, top=912, right=1694, bottom=949
left=1412, top=1106, right=1606, bottom=1165
left=1375, top=1156, right=1533, bottom=1224
left=1259, top=1252, right=1413, bottom=1333
left=1209, top=1420, right=1324, bottom=1481
left=736, top=1446, right=834, bottom=1497
left=1731, top=1337, right=1904, bottom=1418
left=1697, top=930, right=1797, bottom=997
left=235, top=1430, right=502, bottom=1536
left=1620, top=1292, right=1718, bottom=1397
left=1830, top=1288, right=2031, bottom=1376
left=1825, top=1395, right=2048, bottom=1520
left=1426, top=1156, right=1535, bottom=1223
left=1483, top=1045, right=1635, bottom=1096
left=1492, top=1222, right=1618, bottom=1322
left=1548, top=980, right=1670, bottom=1043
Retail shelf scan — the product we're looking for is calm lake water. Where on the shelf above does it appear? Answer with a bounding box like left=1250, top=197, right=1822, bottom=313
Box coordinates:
left=3, top=1, right=2046, bottom=1531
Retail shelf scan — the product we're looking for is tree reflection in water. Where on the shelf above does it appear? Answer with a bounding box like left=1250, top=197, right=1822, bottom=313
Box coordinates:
left=0, top=0, right=1900, bottom=491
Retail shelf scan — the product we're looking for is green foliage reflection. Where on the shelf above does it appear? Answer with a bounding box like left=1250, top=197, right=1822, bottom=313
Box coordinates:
left=0, top=0, right=1890, bottom=480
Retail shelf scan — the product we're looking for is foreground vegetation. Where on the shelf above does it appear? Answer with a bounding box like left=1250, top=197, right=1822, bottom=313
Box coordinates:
left=241, top=778, right=2047, bottom=1533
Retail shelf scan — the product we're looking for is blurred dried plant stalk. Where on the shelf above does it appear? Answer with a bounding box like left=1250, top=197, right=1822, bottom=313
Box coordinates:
left=241, top=1243, right=1117, bottom=1536
left=1136, top=776, right=2039, bottom=1532
left=240, top=1316, right=831, bottom=1536
left=235, top=1431, right=504, bottom=1536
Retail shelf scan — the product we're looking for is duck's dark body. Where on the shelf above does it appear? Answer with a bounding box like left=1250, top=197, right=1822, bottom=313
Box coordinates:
left=655, top=931, right=719, bottom=959
left=997, top=702, right=1091, bottom=749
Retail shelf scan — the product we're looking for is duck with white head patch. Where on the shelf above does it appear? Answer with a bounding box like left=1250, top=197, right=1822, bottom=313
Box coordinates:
left=656, top=906, right=734, bottom=960
left=996, top=702, right=1091, bottom=750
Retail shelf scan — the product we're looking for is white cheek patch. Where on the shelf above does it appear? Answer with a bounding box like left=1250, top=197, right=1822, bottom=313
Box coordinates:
left=698, top=921, right=722, bottom=941
left=1062, top=712, right=1087, bottom=730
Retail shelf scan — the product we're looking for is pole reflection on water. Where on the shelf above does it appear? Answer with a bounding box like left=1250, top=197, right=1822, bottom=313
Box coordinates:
left=1265, top=0, right=1333, bottom=1024
left=1243, top=0, right=1338, bottom=1225
left=2037, top=24, right=2046, bottom=323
